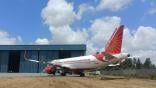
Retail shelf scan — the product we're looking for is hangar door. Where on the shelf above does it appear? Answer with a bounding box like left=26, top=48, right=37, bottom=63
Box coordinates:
left=8, top=50, right=20, bottom=72
left=59, top=50, right=71, bottom=59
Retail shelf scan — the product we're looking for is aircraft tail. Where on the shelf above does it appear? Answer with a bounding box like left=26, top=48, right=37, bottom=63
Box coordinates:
left=105, top=25, right=124, bottom=55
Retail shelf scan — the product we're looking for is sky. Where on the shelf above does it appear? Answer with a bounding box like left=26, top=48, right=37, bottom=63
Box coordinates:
left=0, top=0, right=156, bottom=63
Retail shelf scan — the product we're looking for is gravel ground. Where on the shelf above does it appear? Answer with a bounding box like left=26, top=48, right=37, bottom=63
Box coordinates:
left=0, top=73, right=47, bottom=77
left=0, top=74, right=156, bottom=88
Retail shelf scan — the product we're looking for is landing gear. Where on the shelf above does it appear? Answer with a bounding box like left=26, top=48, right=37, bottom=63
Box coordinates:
left=61, top=72, right=67, bottom=76
left=60, top=68, right=68, bottom=76
left=45, top=65, right=85, bottom=77
left=51, top=71, right=56, bottom=75
left=80, top=72, right=85, bottom=77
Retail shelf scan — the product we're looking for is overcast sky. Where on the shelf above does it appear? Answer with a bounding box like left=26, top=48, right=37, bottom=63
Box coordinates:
left=0, top=0, right=156, bottom=63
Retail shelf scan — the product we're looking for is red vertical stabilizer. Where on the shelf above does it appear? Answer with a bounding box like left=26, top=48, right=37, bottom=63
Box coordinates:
left=105, top=25, right=124, bottom=55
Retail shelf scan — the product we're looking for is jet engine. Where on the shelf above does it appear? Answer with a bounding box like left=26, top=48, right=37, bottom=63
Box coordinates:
left=44, top=64, right=55, bottom=74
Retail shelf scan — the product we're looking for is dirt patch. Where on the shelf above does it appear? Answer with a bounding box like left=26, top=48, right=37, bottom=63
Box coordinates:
left=0, top=76, right=156, bottom=88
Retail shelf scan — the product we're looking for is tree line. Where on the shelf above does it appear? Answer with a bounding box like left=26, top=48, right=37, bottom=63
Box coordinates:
left=120, top=58, right=156, bottom=69
left=104, top=58, right=156, bottom=70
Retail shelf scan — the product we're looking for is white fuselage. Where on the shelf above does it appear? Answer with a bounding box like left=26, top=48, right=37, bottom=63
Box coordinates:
left=49, top=55, right=107, bottom=70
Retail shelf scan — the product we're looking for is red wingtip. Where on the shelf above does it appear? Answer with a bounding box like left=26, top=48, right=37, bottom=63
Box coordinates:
left=105, top=25, right=124, bottom=54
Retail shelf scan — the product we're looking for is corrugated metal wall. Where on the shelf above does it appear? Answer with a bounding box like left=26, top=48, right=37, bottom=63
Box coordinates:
left=38, top=50, right=59, bottom=72
left=19, top=51, right=38, bottom=73
left=71, top=50, right=85, bottom=57
left=0, top=51, right=9, bottom=72
left=0, top=50, right=85, bottom=73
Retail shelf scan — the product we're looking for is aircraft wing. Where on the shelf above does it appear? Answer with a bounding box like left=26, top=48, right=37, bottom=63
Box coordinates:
left=24, top=58, right=49, bottom=64
left=24, top=51, right=51, bottom=64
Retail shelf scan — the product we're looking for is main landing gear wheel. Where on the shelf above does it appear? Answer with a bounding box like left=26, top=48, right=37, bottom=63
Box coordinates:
left=80, top=73, right=85, bottom=77
left=61, top=72, right=67, bottom=76
left=52, top=71, right=56, bottom=76
left=60, top=69, right=67, bottom=76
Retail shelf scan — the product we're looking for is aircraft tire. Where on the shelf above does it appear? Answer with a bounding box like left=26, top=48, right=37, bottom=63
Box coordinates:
left=80, top=73, right=85, bottom=77
left=61, top=72, right=66, bottom=76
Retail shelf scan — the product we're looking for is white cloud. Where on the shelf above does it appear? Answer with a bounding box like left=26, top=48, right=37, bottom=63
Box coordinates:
left=41, top=0, right=88, bottom=45
left=39, top=0, right=87, bottom=47
left=76, top=4, right=95, bottom=20
left=89, top=16, right=121, bottom=50
left=35, top=38, right=49, bottom=44
left=96, top=0, right=131, bottom=11
left=122, top=28, right=133, bottom=52
left=49, top=26, right=88, bottom=44
left=122, top=26, right=156, bottom=64
left=148, top=7, right=156, bottom=15
left=41, top=0, right=76, bottom=27
left=122, top=26, right=156, bottom=51
left=86, top=42, right=98, bottom=55
left=0, top=31, right=22, bottom=45
left=132, top=26, right=156, bottom=50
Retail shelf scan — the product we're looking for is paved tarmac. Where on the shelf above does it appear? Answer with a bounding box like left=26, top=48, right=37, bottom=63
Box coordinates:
left=0, top=73, right=48, bottom=77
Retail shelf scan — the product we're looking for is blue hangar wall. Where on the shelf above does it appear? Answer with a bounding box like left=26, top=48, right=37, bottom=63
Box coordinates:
left=0, top=45, right=86, bottom=73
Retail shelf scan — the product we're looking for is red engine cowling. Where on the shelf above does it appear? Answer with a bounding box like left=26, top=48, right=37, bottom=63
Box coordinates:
left=44, top=64, right=53, bottom=74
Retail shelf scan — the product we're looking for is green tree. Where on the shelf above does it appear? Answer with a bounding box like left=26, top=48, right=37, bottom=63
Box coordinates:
left=151, top=64, right=156, bottom=69
left=136, top=58, right=142, bottom=69
left=121, top=58, right=133, bottom=69
left=143, top=58, right=152, bottom=69
left=132, top=58, right=137, bottom=69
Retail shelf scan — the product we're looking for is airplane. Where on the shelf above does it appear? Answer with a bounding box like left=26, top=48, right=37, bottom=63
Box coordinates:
left=24, top=25, right=130, bottom=76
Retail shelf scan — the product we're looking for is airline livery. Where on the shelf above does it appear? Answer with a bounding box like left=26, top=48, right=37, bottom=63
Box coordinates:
left=24, top=25, right=130, bottom=76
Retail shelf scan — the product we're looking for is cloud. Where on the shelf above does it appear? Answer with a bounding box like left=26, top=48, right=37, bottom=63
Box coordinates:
left=148, top=7, right=156, bottom=15
left=76, top=4, right=95, bottom=20
left=132, top=26, right=156, bottom=50
left=123, top=26, right=156, bottom=51
left=41, top=0, right=76, bottom=27
left=49, top=26, right=88, bottom=44
left=41, top=0, right=88, bottom=45
left=86, top=16, right=121, bottom=54
left=42, top=0, right=122, bottom=53
left=96, top=0, right=131, bottom=11
left=122, top=26, right=156, bottom=64
left=89, top=16, right=121, bottom=52
left=35, top=38, right=49, bottom=44
left=0, top=30, right=22, bottom=45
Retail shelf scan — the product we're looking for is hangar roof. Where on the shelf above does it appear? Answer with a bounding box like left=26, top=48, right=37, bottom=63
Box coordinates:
left=0, top=45, right=86, bottom=51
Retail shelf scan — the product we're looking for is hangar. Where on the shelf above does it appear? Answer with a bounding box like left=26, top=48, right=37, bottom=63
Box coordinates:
left=0, top=45, right=86, bottom=73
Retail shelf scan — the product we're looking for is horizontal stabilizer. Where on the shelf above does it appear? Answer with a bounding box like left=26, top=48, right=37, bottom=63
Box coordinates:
left=103, top=52, right=116, bottom=60
left=108, top=63, right=120, bottom=67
